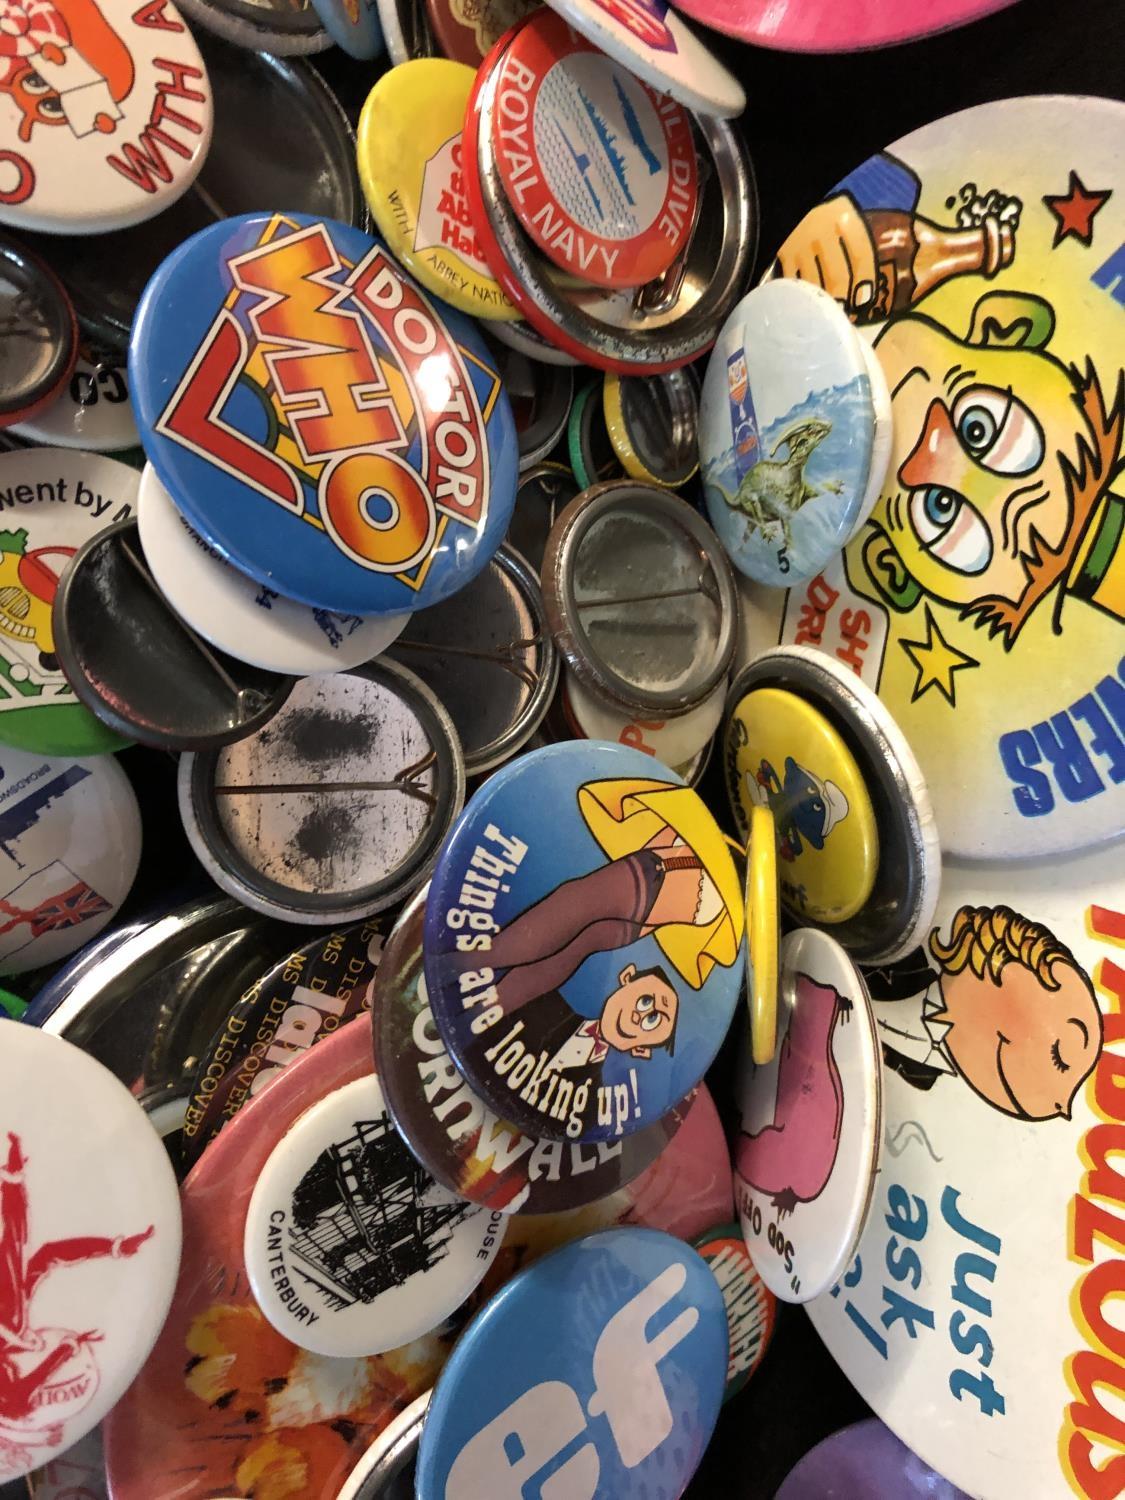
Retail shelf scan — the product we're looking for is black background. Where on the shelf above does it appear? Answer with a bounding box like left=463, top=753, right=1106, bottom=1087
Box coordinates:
left=3, top=0, right=1122, bottom=1495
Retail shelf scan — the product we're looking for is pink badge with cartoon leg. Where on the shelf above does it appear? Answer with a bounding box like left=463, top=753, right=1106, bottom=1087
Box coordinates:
left=733, top=928, right=881, bottom=1303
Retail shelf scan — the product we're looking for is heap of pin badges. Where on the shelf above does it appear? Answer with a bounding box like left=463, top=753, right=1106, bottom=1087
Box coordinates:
left=0, top=0, right=1120, bottom=1494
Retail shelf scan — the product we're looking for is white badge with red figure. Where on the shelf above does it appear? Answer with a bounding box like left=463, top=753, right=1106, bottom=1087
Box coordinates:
left=0, top=0, right=213, bottom=234
left=0, top=1025, right=181, bottom=1481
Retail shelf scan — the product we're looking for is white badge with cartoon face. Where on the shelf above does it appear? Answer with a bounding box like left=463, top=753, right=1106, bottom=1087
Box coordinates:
left=734, top=928, right=882, bottom=1303
left=745, top=96, right=1125, bottom=859
left=808, top=835, right=1124, bottom=1499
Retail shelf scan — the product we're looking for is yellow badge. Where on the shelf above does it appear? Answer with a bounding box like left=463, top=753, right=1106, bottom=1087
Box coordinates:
left=357, top=61, right=519, bottom=323
left=746, top=803, right=778, bottom=1065
left=725, top=686, right=879, bottom=924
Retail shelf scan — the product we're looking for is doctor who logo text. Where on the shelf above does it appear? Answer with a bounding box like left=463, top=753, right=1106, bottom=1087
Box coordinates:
left=156, top=219, right=494, bottom=592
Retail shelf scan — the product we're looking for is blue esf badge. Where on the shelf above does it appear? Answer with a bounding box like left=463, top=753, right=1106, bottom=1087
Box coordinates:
left=130, top=213, right=517, bottom=617
left=417, top=1228, right=729, bottom=1498
left=423, top=742, right=745, bottom=1144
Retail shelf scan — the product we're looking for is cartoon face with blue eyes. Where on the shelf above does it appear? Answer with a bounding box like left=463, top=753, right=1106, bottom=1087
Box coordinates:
left=861, top=290, right=1123, bottom=643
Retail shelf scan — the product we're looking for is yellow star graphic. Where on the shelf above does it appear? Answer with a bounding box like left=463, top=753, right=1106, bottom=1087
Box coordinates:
left=900, top=606, right=979, bottom=706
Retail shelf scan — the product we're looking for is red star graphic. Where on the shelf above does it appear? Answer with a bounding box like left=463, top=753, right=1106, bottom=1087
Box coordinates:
left=1043, top=171, right=1112, bottom=247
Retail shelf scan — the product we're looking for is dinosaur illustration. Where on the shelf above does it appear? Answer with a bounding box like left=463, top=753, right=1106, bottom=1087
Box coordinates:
left=713, top=418, right=843, bottom=546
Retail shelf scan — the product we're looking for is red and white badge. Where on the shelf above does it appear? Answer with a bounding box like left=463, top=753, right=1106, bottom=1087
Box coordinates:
left=490, top=9, right=697, bottom=290
left=0, top=1026, right=181, bottom=1481
left=0, top=0, right=213, bottom=234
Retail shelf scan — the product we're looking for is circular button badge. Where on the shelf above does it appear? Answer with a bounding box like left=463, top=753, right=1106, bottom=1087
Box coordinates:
left=0, top=744, right=141, bottom=974
left=130, top=212, right=518, bottom=618
left=0, top=449, right=139, bottom=755
left=52, top=518, right=295, bottom=751
left=374, top=887, right=691, bottom=1213
left=734, top=928, right=882, bottom=1304
left=389, top=544, right=558, bottom=776
left=746, top=801, right=778, bottom=1064
left=603, top=367, right=700, bottom=489
left=10, top=346, right=138, bottom=453
left=700, top=280, right=882, bottom=587
left=243, top=1073, right=504, bottom=1357
left=425, top=0, right=536, bottom=65
left=310, top=0, right=383, bottom=56
left=729, top=647, right=941, bottom=965
left=0, top=1025, right=181, bottom=1480
left=543, top=481, right=739, bottom=718
left=358, top=61, right=518, bottom=323
left=0, top=236, right=77, bottom=430
left=544, top=0, right=745, bottom=120
left=179, top=661, right=465, bottom=924
left=104, top=1014, right=455, bottom=1500
left=181, top=915, right=389, bottom=1169
left=424, top=741, right=745, bottom=1143
left=565, top=670, right=725, bottom=768
left=725, top=683, right=880, bottom=925
left=490, top=10, right=698, bottom=290
left=672, top=0, right=1014, bottom=51
left=0, top=0, right=213, bottom=234
left=753, top=95, right=1125, bottom=860
left=777, top=1420, right=970, bottom=1500
left=416, top=1227, right=728, bottom=1499
left=137, top=464, right=409, bottom=678
left=691, top=1222, right=776, bottom=1400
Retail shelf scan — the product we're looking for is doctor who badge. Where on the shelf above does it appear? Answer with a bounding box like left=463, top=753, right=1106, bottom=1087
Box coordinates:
left=692, top=1222, right=776, bottom=1400
left=137, top=465, right=409, bottom=678
left=748, top=96, right=1125, bottom=860
left=543, top=481, right=739, bottom=719
left=416, top=1227, right=728, bottom=1499
left=725, top=681, right=880, bottom=926
left=0, top=236, right=76, bottom=429
left=179, top=662, right=464, bottom=925
left=700, top=280, right=886, bottom=587
left=0, top=743, right=140, bottom=974
left=0, top=0, right=213, bottom=234
left=104, top=1016, right=457, bottom=1500
left=130, top=212, right=518, bottom=617
left=52, top=518, right=295, bottom=750
left=489, top=10, right=698, bottom=291
left=777, top=1419, right=970, bottom=1500
left=358, top=61, right=517, bottom=322
left=0, top=1025, right=181, bottom=1480
left=181, top=916, right=388, bottom=1168
left=424, top=740, right=744, bottom=1143
left=728, top=647, right=941, bottom=964
left=543, top=0, right=745, bottom=120
left=734, top=928, right=882, bottom=1304
left=373, top=887, right=690, bottom=1213
left=243, top=1073, right=504, bottom=1356
left=0, top=448, right=138, bottom=755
